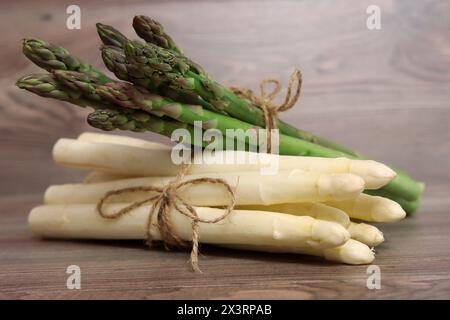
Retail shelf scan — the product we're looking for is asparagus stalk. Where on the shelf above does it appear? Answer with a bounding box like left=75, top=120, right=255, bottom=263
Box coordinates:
left=47, top=139, right=358, bottom=178
left=76, top=132, right=396, bottom=189
left=325, top=193, right=406, bottom=222
left=83, top=171, right=132, bottom=184
left=16, top=73, right=101, bottom=108
left=43, top=171, right=365, bottom=205
left=52, top=138, right=395, bottom=202
left=235, top=193, right=404, bottom=222
left=77, top=132, right=171, bottom=150
left=224, top=239, right=375, bottom=265
left=87, top=108, right=190, bottom=135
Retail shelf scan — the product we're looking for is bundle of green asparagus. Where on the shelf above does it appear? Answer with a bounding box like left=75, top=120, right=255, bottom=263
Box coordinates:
left=17, top=16, right=423, bottom=268
left=30, top=132, right=407, bottom=265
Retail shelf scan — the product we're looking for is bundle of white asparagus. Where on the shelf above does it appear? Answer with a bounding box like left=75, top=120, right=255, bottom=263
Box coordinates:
left=29, top=132, right=406, bottom=266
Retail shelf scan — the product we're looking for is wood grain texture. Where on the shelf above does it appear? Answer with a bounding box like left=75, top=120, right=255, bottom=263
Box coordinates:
left=0, top=0, right=449, bottom=299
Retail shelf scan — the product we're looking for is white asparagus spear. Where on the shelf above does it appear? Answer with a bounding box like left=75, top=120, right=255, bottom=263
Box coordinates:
left=325, top=193, right=406, bottom=222
left=238, top=194, right=405, bottom=223
left=28, top=204, right=350, bottom=251
left=44, top=171, right=364, bottom=205
left=83, top=171, right=132, bottom=184
left=237, top=203, right=351, bottom=228
left=53, top=138, right=395, bottom=189
left=77, top=132, right=171, bottom=150
left=222, top=239, right=374, bottom=265
left=236, top=203, right=384, bottom=247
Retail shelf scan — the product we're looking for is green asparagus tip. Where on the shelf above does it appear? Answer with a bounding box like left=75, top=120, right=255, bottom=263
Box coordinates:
left=124, top=40, right=189, bottom=75
left=96, top=22, right=128, bottom=48
left=15, top=73, right=72, bottom=101
left=133, top=15, right=182, bottom=54
left=22, top=38, right=80, bottom=72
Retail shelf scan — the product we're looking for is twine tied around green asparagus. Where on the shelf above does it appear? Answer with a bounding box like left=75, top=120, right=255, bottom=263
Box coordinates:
left=96, top=164, right=236, bottom=273
left=230, top=69, right=303, bottom=153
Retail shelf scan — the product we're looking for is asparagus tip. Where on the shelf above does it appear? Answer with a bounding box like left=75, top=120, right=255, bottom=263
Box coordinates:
left=340, top=240, right=375, bottom=264
left=310, top=220, right=350, bottom=250
left=371, top=200, right=406, bottom=222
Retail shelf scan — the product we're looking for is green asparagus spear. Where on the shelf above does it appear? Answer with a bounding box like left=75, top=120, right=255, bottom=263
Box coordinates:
left=16, top=73, right=93, bottom=107
left=15, top=72, right=128, bottom=116
left=22, top=39, right=111, bottom=85
left=87, top=108, right=240, bottom=148
left=87, top=108, right=188, bottom=134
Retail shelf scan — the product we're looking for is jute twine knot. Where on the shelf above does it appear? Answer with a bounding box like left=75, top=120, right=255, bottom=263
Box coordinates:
left=230, top=69, right=303, bottom=153
left=97, top=164, right=236, bottom=273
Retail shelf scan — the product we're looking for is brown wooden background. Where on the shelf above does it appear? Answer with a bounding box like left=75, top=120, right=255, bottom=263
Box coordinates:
left=1, top=0, right=449, bottom=299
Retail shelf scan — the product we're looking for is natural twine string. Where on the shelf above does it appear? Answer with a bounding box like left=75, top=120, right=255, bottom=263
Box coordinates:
left=96, top=164, right=236, bottom=273
left=230, top=69, right=303, bottom=153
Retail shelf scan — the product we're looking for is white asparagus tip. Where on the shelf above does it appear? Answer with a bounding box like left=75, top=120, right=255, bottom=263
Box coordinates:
left=371, top=231, right=385, bottom=247
left=321, top=173, right=365, bottom=199
left=351, top=160, right=396, bottom=189
left=309, top=220, right=351, bottom=249
left=52, top=138, right=70, bottom=164
left=348, top=223, right=384, bottom=247
left=371, top=198, right=406, bottom=222
left=368, top=161, right=396, bottom=180
left=324, top=239, right=375, bottom=265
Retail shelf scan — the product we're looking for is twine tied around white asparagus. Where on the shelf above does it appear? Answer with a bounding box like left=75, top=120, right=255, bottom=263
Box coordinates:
left=230, top=69, right=303, bottom=153
left=96, top=164, right=236, bottom=273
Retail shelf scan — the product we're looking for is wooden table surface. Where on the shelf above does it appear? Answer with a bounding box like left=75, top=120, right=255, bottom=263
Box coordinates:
left=1, top=0, right=449, bottom=299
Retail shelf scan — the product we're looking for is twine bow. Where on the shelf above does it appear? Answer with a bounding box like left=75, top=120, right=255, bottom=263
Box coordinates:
left=97, top=164, right=236, bottom=273
left=230, top=69, right=303, bottom=153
